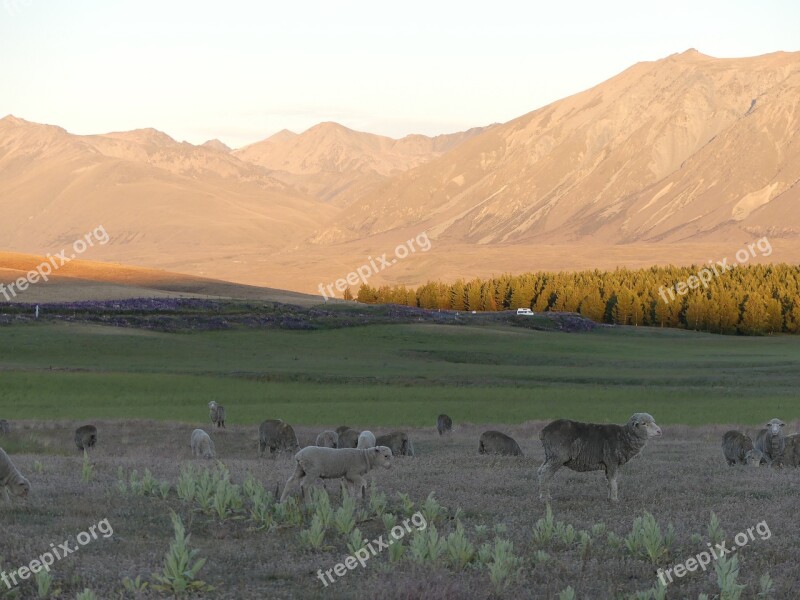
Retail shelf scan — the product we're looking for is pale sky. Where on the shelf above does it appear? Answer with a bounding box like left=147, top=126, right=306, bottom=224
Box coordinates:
left=1, top=0, right=798, bottom=148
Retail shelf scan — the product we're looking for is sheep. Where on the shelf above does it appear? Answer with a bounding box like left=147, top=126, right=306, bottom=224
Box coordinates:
left=376, top=431, right=415, bottom=456
left=335, top=425, right=352, bottom=435
left=745, top=448, right=765, bottom=466
left=773, top=433, right=800, bottom=468
left=754, top=418, right=786, bottom=465
left=478, top=431, right=523, bottom=456
left=190, top=429, right=216, bottom=459
left=722, top=430, right=763, bottom=466
left=337, top=428, right=360, bottom=449
left=437, top=414, right=453, bottom=435
left=280, top=446, right=392, bottom=503
left=0, top=419, right=10, bottom=435
left=74, top=425, right=98, bottom=451
left=357, top=430, right=376, bottom=449
left=315, top=430, right=339, bottom=448
left=259, top=419, right=299, bottom=457
left=208, top=401, right=226, bottom=428
left=0, top=447, right=30, bottom=503
left=538, top=413, right=662, bottom=503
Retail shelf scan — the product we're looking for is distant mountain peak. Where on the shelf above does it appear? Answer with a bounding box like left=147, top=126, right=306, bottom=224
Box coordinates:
left=200, top=139, right=232, bottom=153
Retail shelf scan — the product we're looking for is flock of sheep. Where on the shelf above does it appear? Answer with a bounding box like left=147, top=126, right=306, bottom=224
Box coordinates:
left=1, top=410, right=798, bottom=507
left=722, top=418, right=800, bottom=467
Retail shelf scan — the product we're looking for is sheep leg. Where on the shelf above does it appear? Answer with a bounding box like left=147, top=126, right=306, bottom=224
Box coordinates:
left=280, top=464, right=307, bottom=503
left=2, top=486, right=10, bottom=504
left=606, top=468, right=619, bottom=502
left=537, top=459, right=562, bottom=502
left=347, top=475, right=367, bottom=501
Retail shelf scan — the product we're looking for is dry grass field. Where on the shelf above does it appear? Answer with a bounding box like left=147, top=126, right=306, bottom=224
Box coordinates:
left=3, top=419, right=800, bottom=599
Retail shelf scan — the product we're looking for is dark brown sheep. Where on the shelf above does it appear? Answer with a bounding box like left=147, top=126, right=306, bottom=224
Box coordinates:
left=754, top=418, right=785, bottom=465
left=376, top=431, right=415, bottom=456
left=773, top=433, right=800, bottom=468
left=315, top=430, right=339, bottom=448
left=722, top=430, right=763, bottom=466
left=259, top=419, right=299, bottom=457
left=538, top=413, right=662, bottom=503
left=74, top=425, right=98, bottom=451
left=437, top=414, right=453, bottom=435
left=337, top=428, right=360, bottom=449
left=478, top=431, right=523, bottom=456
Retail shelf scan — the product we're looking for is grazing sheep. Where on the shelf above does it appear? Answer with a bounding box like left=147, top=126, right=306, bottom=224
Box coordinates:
left=259, top=419, right=299, bottom=457
left=315, top=430, right=339, bottom=448
left=280, top=446, right=392, bottom=502
left=538, top=413, right=662, bottom=503
left=190, top=429, right=216, bottom=459
left=0, top=447, right=30, bottom=503
left=722, top=430, right=763, bottom=466
left=478, top=431, right=523, bottom=456
left=755, top=418, right=786, bottom=465
left=208, top=401, right=226, bottom=428
left=357, top=431, right=376, bottom=449
left=337, top=428, right=360, bottom=449
left=0, top=419, right=10, bottom=435
left=773, top=433, right=800, bottom=468
left=437, top=414, right=453, bottom=435
left=376, top=431, right=415, bottom=456
left=74, top=425, right=98, bottom=451
left=745, top=448, right=765, bottom=466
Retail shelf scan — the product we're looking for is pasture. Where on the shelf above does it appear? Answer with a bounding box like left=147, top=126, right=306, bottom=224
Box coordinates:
left=2, top=316, right=800, bottom=598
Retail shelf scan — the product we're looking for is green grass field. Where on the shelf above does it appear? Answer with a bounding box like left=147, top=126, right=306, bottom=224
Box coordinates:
left=1, top=320, right=799, bottom=426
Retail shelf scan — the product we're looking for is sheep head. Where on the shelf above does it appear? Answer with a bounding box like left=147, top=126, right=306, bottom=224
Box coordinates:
left=208, top=401, right=217, bottom=410
left=628, top=413, right=662, bottom=438
left=13, top=477, right=30, bottom=498
left=745, top=449, right=764, bottom=466
left=765, top=418, right=785, bottom=436
left=373, top=446, right=393, bottom=469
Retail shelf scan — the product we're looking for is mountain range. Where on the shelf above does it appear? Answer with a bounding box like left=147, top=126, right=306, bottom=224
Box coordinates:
left=2, top=49, right=798, bottom=295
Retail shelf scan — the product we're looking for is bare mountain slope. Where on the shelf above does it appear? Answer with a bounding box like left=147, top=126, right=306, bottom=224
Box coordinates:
left=0, top=116, right=335, bottom=268
left=234, top=122, right=491, bottom=203
left=312, top=50, right=800, bottom=246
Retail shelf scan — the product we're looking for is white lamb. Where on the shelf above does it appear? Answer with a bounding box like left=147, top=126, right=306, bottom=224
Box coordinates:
left=190, top=429, right=216, bottom=459
left=0, top=447, right=30, bottom=503
left=357, top=430, right=376, bottom=449
left=280, top=446, right=392, bottom=502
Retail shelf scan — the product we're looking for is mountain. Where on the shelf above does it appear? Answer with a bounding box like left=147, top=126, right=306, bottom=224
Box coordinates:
left=312, top=50, right=800, bottom=247
left=2, top=50, right=800, bottom=295
left=234, top=122, right=491, bottom=203
left=0, top=116, right=334, bottom=275
left=201, top=139, right=233, bottom=153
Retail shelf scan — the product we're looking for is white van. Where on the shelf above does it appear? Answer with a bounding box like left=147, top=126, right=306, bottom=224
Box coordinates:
left=516, top=308, right=534, bottom=316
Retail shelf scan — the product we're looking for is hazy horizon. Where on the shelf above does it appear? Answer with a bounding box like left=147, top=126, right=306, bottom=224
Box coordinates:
left=2, top=0, right=799, bottom=148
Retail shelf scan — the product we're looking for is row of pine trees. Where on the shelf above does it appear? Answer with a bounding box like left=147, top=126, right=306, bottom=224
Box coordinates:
left=348, top=264, right=800, bottom=335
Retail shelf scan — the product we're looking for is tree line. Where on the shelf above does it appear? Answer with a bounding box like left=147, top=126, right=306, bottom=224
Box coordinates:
left=349, top=264, right=800, bottom=335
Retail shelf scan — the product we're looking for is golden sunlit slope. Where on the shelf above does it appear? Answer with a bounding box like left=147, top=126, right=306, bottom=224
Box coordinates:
left=0, top=116, right=336, bottom=268
left=234, top=122, right=491, bottom=203
left=312, top=50, right=800, bottom=246
left=0, top=252, right=322, bottom=305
